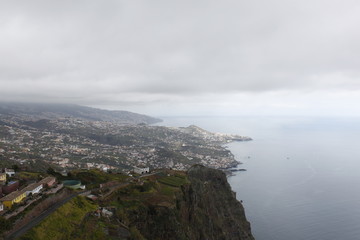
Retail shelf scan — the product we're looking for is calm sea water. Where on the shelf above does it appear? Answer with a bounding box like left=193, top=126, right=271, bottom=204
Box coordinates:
left=156, top=116, right=360, bottom=240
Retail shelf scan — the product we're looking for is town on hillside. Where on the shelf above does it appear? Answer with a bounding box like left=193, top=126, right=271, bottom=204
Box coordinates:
left=0, top=115, right=251, bottom=173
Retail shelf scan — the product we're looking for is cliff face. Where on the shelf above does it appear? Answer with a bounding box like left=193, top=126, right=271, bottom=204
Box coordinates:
left=180, top=165, right=254, bottom=240
left=21, top=167, right=254, bottom=240
left=123, top=166, right=254, bottom=240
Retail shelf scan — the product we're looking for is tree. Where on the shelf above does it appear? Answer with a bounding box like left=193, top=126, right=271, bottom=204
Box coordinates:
left=47, top=167, right=56, bottom=175
left=11, top=164, right=19, bottom=172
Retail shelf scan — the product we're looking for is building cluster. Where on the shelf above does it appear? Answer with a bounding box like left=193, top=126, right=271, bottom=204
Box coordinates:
left=0, top=170, right=57, bottom=211
left=0, top=116, right=244, bottom=174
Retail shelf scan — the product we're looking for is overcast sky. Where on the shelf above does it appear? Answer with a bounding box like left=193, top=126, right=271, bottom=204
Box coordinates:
left=1, top=0, right=360, bottom=117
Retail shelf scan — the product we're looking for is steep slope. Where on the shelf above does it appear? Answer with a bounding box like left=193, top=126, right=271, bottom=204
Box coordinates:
left=111, top=166, right=255, bottom=239
left=19, top=167, right=254, bottom=240
left=183, top=165, right=254, bottom=240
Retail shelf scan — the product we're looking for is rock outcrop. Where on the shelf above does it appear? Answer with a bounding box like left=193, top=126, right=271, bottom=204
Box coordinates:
left=181, top=165, right=254, bottom=240
left=120, top=166, right=255, bottom=240
left=20, top=166, right=255, bottom=240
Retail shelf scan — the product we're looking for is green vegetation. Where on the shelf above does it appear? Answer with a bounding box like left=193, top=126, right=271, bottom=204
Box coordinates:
left=7, top=167, right=254, bottom=240
left=158, top=175, right=188, bottom=187
left=0, top=156, right=17, bottom=169
left=129, top=226, right=146, bottom=240
left=17, top=172, right=43, bottom=181
left=157, top=148, right=190, bottom=162
left=159, top=184, right=176, bottom=196
left=21, top=197, right=97, bottom=240
left=0, top=216, right=12, bottom=235
left=68, top=169, right=128, bottom=189
left=71, top=216, right=108, bottom=240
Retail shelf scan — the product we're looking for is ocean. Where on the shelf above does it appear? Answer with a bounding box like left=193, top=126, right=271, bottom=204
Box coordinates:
left=156, top=116, right=360, bottom=240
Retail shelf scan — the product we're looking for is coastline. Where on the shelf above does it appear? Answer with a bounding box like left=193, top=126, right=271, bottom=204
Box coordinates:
left=220, top=140, right=252, bottom=176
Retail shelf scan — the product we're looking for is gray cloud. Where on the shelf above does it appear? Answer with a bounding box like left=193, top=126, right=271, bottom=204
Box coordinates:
left=1, top=0, right=360, bottom=115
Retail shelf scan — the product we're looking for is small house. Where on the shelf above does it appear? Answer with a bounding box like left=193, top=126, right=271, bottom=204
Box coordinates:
left=134, top=166, right=149, bottom=175
left=101, top=208, right=113, bottom=217
left=0, top=189, right=27, bottom=208
left=2, top=181, right=19, bottom=195
left=5, top=168, right=15, bottom=177
left=23, top=182, right=43, bottom=196
left=86, top=194, right=98, bottom=201
left=39, top=176, right=56, bottom=188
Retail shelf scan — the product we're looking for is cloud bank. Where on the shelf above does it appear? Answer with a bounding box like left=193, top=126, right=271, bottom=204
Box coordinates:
left=1, top=0, right=360, bottom=116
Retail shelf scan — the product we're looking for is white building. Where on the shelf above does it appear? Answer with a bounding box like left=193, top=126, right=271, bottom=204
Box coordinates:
left=0, top=203, right=3, bottom=212
left=23, top=183, right=43, bottom=196
left=5, top=168, right=15, bottom=177
left=134, top=166, right=149, bottom=175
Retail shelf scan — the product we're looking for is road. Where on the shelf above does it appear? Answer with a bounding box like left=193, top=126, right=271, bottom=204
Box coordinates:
left=5, top=173, right=156, bottom=239
left=5, top=191, right=81, bottom=240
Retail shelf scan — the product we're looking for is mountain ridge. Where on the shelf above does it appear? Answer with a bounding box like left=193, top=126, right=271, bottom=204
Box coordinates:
left=0, top=102, right=161, bottom=125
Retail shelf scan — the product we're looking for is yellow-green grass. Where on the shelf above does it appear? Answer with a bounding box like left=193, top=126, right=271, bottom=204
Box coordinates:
left=70, top=216, right=108, bottom=240
left=158, top=175, right=189, bottom=187
left=21, top=196, right=97, bottom=240
left=159, top=185, right=177, bottom=196
left=17, top=172, right=43, bottom=180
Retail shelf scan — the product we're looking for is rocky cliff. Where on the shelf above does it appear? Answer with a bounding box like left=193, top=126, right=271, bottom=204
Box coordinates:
left=21, top=166, right=254, bottom=240
left=110, top=166, right=255, bottom=240
left=182, top=165, right=254, bottom=240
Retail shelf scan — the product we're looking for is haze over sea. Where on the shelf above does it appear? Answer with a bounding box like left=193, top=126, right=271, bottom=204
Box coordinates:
left=157, top=116, right=360, bottom=240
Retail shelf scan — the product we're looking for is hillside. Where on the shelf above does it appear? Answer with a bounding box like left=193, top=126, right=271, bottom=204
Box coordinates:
left=20, top=166, right=254, bottom=240
left=0, top=111, right=251, bottom=172
left=0, top=102, right=161, bottom=125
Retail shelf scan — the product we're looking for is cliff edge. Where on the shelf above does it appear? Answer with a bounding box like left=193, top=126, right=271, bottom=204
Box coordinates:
left=20, top=167, right=254, bottom=240
left=121, top=165, right=255, bottom=240
left=183, top=165, right=254, bottom=240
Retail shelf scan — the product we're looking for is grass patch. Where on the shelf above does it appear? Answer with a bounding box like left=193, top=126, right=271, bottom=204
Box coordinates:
left=68, top=169, right=128, bottom=189
left=70, top=216, right=108, bottom=240
left=21, top=196, right=97, bottom=240
left=159, top=185, right=176, bottom=196
left=17, top=172, right=43, bottom=181
left=158, top=175, right=188, bottom=187
left=114, top=199, right=144, bottom=211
